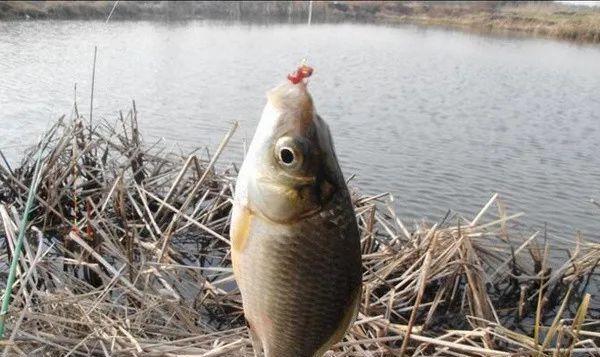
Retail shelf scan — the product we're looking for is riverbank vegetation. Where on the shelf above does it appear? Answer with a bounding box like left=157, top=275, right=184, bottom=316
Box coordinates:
left=1, top=1, right=599, bottom=43
left=0, top=107, right=598, bottom=355
left=378, top=1, right=600, bottom=43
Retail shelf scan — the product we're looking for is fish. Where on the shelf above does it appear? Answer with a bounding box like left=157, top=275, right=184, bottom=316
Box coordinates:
left=231, top=69, right=362, bottom=357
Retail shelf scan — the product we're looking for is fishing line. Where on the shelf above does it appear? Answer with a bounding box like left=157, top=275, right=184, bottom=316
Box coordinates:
left=286, top=1, right=314, bottom=85
left=302, top=0, right=314, bottom=66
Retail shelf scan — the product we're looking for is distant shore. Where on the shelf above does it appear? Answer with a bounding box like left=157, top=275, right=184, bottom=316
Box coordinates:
left=1, top=1, right=599, bottom=43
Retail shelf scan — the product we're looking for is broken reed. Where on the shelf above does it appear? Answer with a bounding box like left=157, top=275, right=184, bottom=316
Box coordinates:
left=0, top=108, right=598, bottom=356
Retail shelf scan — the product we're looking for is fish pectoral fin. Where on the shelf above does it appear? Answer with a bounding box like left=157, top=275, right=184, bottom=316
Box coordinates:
left=231, top=205, right=253, bottom=253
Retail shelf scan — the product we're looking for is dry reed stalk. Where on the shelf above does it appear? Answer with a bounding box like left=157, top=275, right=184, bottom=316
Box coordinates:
left=0, top=109, right=598, bottom=356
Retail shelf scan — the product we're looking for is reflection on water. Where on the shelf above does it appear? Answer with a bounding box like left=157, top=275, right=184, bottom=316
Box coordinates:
left=1, top=21, right=599, bottom=243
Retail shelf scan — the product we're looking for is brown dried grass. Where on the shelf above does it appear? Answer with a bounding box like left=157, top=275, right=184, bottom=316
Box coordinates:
left=0, top=107, right=598, bottom=356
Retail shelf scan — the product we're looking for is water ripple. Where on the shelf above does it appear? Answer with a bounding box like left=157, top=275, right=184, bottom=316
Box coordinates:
left=1, top=21, right=599, bottom=244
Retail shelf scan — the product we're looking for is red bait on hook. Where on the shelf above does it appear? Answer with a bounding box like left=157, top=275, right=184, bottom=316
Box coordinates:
left=287, top=64, right=314, bottom=84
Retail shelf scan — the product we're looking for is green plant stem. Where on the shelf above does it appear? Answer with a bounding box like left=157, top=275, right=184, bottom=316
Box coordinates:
left=0, top=148, right=44, bottom=338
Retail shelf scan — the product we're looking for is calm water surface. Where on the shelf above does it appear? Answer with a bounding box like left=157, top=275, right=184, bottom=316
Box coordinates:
left=1, top=21, right=599, bottom=244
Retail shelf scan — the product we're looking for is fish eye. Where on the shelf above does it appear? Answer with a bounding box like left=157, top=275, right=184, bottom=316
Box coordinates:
left=280, top=148, right=295, bottom=165
left=275, top=136, right=303, bottom=169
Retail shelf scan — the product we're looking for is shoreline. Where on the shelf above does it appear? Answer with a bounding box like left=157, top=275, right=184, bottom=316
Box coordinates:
left=1, top=1, right=599, bottom=44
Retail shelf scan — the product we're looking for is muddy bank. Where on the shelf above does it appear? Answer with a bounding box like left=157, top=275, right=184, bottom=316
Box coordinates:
left=1, top=1, right=599, bottom=43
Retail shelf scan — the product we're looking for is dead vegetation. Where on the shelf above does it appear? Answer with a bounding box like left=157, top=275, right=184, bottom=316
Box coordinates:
left=2, top=2, right=600, bottom=43
left=362, top=1, right=600, bottom=43
left=0, top=107, right=598, bottom=356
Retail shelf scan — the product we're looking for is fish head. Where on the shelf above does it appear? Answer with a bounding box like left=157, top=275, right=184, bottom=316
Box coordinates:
left=237, top=81, right=341, bottom=223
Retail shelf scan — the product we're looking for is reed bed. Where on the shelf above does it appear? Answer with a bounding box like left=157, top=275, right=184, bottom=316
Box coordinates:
left=0, top=108, right=598, bottom=356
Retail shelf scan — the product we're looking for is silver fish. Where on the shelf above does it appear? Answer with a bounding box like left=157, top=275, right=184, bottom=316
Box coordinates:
left=231, top=77, right=362, bottom=357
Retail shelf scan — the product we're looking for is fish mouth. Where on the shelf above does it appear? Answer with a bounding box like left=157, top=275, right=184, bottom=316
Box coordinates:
left=266, top=81, right=314, bottom=120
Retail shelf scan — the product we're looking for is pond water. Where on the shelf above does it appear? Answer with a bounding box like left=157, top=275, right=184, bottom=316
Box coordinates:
left=1, top=21, right=599, bottom=244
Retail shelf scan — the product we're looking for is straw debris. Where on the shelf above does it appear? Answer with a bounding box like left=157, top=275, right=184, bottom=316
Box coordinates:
left=0, top=108, right=598, bottom=356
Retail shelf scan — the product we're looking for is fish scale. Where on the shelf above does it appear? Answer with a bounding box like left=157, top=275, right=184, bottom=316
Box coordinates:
left=245, top=217, right=356, bottom=354
left=235, top=194, right=361, bottom=356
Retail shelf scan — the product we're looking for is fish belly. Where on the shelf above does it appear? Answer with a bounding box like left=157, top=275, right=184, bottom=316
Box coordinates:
left=235, top=209, right=361, bottom=357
